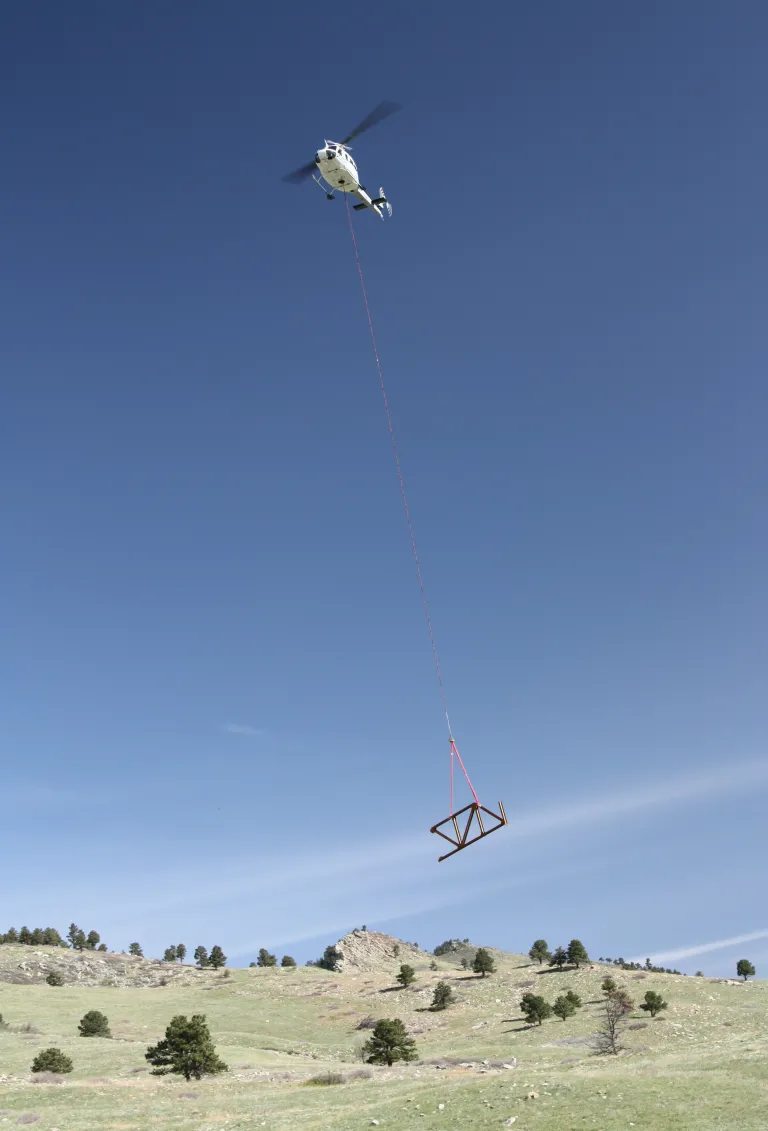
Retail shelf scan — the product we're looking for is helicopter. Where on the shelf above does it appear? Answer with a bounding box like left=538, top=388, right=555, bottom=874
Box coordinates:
left=281, top=100, right=401, bottom=218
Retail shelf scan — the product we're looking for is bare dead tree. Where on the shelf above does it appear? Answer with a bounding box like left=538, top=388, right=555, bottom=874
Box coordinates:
left=595, top=995, right=629, bottom=1055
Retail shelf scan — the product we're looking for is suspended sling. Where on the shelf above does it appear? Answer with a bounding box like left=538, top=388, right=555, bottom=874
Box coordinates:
left=345, top=198, right=507, bottom=860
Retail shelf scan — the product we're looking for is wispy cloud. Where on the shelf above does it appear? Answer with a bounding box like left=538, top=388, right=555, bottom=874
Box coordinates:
left=498, top=758, right=768, bottom=845
left=632, top=928, right=768, bottom=964
left=2, top=784, right=115, bottom=808
left=51, top=756, right=768, bottom=957
left=222, top=723, right=265, bottom=737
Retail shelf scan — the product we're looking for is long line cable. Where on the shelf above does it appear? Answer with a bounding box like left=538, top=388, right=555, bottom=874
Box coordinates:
left=345, top=197, right=479, bottom=810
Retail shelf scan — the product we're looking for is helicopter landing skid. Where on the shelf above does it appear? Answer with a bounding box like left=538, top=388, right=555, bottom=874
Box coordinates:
left=312, top=174, right=335, bottom=199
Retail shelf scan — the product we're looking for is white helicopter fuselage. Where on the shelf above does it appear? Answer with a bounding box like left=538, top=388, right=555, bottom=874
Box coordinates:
left=314, top=140, right=391, bottom=219
left=315, top=141, right=360, bottom=191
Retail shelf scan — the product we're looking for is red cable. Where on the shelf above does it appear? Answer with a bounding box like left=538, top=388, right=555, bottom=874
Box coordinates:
left=345, top=198, right=479, bottom=810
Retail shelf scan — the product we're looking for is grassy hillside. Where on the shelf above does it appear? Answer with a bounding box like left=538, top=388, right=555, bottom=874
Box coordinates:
left=0, top=934, right=766, bottom=1130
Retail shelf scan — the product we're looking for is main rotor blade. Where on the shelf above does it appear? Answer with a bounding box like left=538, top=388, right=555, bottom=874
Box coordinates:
left=282, top=161, right=316, bottom=184
left=341, top=100, right=402, bottom=145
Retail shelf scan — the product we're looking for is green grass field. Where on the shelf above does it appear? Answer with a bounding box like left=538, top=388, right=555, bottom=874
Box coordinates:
left=1, top=941, right=766, bottom=1130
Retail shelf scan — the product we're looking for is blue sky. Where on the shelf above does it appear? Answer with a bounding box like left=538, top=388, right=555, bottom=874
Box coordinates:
left=2, top=2, right=766, bottom=977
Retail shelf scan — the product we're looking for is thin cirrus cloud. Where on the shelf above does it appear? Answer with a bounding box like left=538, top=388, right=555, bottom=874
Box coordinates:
left=87, top=755, right=768, bottom=952
left=632, top=928, right=768, bottom=964
left=222, top=723, right=265, bottom=737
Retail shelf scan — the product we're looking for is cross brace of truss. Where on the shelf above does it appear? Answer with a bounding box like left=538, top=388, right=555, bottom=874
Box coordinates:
left=429, top=800, right=508, bottom=862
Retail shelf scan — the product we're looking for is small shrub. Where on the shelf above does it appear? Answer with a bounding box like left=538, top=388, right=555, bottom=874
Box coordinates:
left=553, top=995, right=577, bottom=1021
left=628, top=1022, right=648, bottom=1030
left=304, top=1071, right=344, bottom=1086
left=395, top=964, right=416, bottom=989
left=356, top=1015, right=377, bottom=1030
left=429, top=960, right=438, bottom=971
left=347, top=1068, right=372, bottom=1080
left=31, top=1049, right=73, bottom=1075
left=0, top=1014, right=7, bottom=1030
left=15, top=1116, right=41, bottom=1125
left=30, top=1073, right=63, bottom=1085
left=520, top=993, right=552, bottom=1026
left=45, top=972, right=63, bottom=987
left=639, top=991, right=668, bottom=1017
left=565, top=990, right=582, bottom=1008
left=78, top=1011, right=111, bottom=1038
left=430, top=981, right=456, bottom=1011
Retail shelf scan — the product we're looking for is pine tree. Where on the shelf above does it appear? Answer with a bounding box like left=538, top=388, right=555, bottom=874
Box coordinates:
left=395, top=964, right=416, bottom=989
left=164, top=946, right=178, bottom=963
left=194, top=946, right=209, bottom=968
left=567, top=939, right=589, bottom=967
left=392, top=944, right=400, bottom=958
left=736, top=959, right=756, bottom=981
left=528, top=939, right=551, bottom=965
left=472, top=948, right=495, bottom=977
left=31, top=1048, right=73, bottom=1074
left=363, top=1019, right=418, bottom=1066
left=639, top=991, right=668, bottom=1017
left=176, top=944, right=187, bottom=964
left=549, top=946, right=568, bottom=969
left=19, top=926, right=32, bottom=945
left=257, top=948, right=277, bottom=967
left=30, top=928, right=44, bottom=945
left=6, top=928, right=19, bottom=943
left=67, top=923, right=82, bottom=949
left=520, top=993, right=552, bottom=1026
left=553, top=995, right=577, bottom=1021
left=431, top=981, right=456, bottom=1011
left=145, top=1014, right=228, bottom=1080
left=97, top=943, right=108, bottom=952
left=565, top=990, right=582, bottom=1008
left=317, top=945, right=341, bottom=971
left=281, top=955, right=296, bottom=967
left=78, top=1010, right=111, bottom=1037
left=601, top=976, right=618, bottom=995
left=46, top=971, right=64, bottom=986
left=86, top=931, right=100, bottom=950
left=208, top=945, right=227, bottom=969
left=128, top=942, right=143, bottom=957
